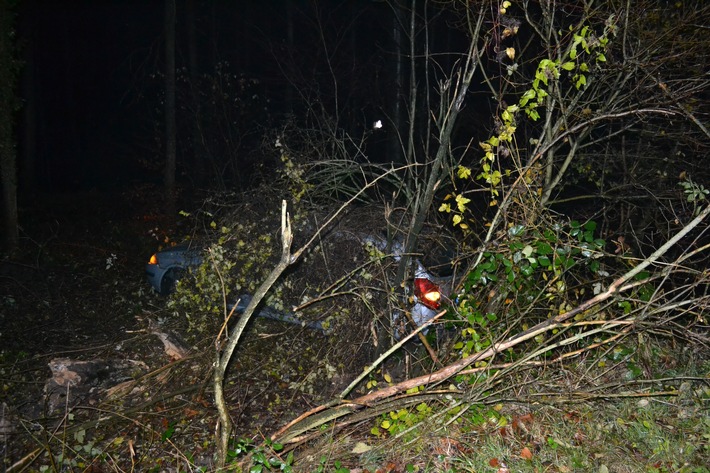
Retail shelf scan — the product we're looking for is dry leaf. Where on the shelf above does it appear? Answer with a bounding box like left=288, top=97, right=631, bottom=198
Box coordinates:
left=351, top=442, right=372, bottom=454
left=520, top=446, right=533, bottom=460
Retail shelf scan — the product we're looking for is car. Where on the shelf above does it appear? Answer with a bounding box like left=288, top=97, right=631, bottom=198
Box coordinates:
left=145, top=244, right=329, bottom=332
left=145, top=244, right=203, bottom=295
left=145, top=235, right=446, bottom=336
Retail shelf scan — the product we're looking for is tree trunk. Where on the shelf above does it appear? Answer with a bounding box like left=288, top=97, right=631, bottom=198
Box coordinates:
left=18, top=3, right=36, bottom=194
left=0, top=0, right=19, bottom=253
left=164, top=0, right=177, bottom=216
left=185, top=0, right=206, bottom=188
left=387, top=0, right=406, bottom=164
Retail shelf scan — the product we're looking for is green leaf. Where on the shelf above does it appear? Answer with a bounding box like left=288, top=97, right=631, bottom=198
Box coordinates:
left=161, top=422, right=176, bottom=441
left=520, top=265, right=534, bottom=277
left=561, top=61, right=575, bottom=71
left=520, top=89, right=536, bottom=106
left=508, top=224, right=526, bottom=237
left=536, top=242, right=553, bottom=255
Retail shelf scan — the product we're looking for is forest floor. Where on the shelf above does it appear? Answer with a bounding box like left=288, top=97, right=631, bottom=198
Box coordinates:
left=1, top=186, right=708, bottom=473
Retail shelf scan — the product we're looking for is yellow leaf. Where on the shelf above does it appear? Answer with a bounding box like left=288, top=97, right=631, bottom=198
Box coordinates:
left=453, top=215, right=463, bottom=226
left=383, top=373, right=392, bottom=383
left=439, top=203, right=452, bottom=213
left=506, top=47, right=516, bottom=60
left=381, top=420, right=391, bottom=429
left=455, top=194, right=471, bottom=212
left=457, top=165, right=472, bottom=179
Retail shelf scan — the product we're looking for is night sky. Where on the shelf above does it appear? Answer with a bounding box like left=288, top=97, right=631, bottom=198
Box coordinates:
left=14, top=1, right=411, bottom=193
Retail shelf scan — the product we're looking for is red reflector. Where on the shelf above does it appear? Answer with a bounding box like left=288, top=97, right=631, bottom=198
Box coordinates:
left=414, top=278, right=441, bottom=310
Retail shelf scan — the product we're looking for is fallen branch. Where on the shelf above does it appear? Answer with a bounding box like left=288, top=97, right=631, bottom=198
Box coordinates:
left=214, top=201, right=295, bottom=465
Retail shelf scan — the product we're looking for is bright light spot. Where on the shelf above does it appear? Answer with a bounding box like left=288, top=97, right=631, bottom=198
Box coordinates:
left=373, top=120, right=383, bottom=129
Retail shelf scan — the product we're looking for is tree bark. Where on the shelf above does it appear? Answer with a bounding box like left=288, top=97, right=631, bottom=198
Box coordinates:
left=387, top=0, right=406, bottom=164
left=164, top=0, right=177, bottom=216
left=185, top=0, right=206, bottom=188
left=0, top=0, right=19, bottom=253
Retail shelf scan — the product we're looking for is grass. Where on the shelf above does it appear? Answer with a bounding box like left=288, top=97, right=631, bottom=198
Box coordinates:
left=290, top=339, right=710, bottom=473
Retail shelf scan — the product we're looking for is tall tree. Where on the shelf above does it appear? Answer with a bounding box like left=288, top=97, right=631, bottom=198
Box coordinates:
left=164, top=0, right=177, bottom=215
left=0, top=0, right=19, bottom=253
